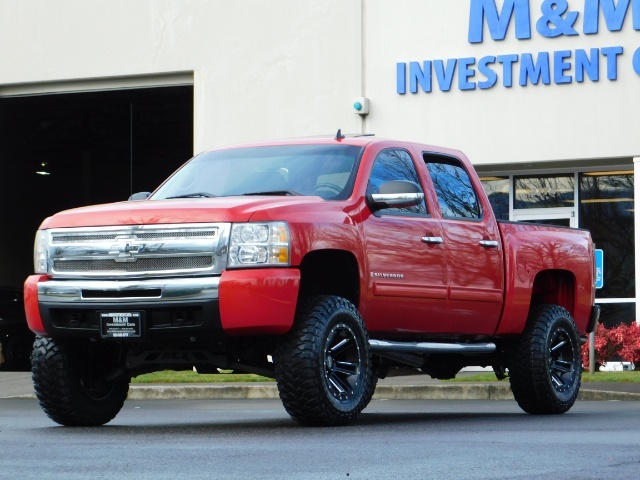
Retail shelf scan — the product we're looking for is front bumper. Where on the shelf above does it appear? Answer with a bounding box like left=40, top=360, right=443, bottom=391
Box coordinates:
left=25, top=276, right=222, bottom=339
left=24, top=269, right=300, bottom=339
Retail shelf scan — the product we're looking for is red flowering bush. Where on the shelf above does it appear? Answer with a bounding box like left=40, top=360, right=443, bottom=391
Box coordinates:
left=581, top=323, right=621, bottom=367
left=616, top=323, right=640, bottom=364
left=581, top=322, right=640, bottom=369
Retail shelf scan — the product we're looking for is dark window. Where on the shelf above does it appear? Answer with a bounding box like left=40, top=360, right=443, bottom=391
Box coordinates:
left=426, top=158, right=481, bottom=219
left=579, top=171, right=634, bottom=300
left=596, top=303, right=635, bottom=329
left=366, top=149, right=427, bottom=216
left=514, top=175, right=574, bottom=209
left=480, top=176, right=509, bottom=221
left=519, top=218, right=572, bottom=227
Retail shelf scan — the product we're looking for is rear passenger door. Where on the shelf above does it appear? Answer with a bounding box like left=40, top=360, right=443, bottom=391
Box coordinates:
left=424, top=154, right=504, bottom=335
left=361, top=148, right=447, bottom=334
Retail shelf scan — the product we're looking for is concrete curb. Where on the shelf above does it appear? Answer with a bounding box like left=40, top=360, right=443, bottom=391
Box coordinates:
left=127, top=383, right=280, bottom=401
left=6, top=382, right=640, bottom=402
left=372, top=383, right=515, bottom=400
left=124, top=383, right=640, bottom=402
left=578, top=389, right=640, bottom=401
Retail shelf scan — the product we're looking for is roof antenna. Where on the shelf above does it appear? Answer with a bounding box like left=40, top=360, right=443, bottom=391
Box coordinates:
left=335, top=129, right=345, bottom=140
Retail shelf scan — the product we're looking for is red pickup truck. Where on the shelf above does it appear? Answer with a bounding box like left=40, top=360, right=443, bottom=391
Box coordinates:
left=24, top=133, right=599, bottom=427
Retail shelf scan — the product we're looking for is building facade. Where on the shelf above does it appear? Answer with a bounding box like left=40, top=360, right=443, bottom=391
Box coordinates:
left=1, top=0, right=638, bottom=326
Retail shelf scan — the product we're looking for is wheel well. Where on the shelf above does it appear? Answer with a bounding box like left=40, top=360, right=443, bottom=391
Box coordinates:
left=298, top=249, right=360, bottom=307
left=530, top=269, right=576, bottom=315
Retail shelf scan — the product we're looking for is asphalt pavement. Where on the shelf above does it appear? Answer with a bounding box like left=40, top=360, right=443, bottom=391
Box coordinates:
left=2, top=371, right=640, bottom=401
left=3, top=398, right=640, bottom=480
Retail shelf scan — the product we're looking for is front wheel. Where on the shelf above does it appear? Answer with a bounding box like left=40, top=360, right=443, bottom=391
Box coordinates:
left=275, top=296, right=374, bottom=426
left=32, top=337, right=129, bottom=426
left=509, top=304, right=582, bottom=414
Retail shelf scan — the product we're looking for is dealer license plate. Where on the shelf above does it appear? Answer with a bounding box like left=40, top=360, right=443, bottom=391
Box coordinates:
left=100, top=312, right=142, bottom=338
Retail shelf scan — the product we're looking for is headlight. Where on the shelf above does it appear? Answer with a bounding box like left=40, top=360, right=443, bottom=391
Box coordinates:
left=34, top=230, right=49, bottom=274
left=228, top=222, right=290, bottom=267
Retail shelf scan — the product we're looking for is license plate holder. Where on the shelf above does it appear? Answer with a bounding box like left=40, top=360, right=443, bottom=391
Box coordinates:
left=100, top=311, right=143, bottom=339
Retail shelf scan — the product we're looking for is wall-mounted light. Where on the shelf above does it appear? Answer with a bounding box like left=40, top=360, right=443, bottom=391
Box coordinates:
left=36, top=161, right=50, bottom=176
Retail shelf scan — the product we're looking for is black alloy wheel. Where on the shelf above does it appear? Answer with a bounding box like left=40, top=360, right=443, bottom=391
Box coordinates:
left=548, top=324, right=578, bottom=394
left=323, top=322, right=364, bottom=402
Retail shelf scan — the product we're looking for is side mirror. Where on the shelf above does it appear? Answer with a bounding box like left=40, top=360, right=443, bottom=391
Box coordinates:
left=128, top=192, right=151, bottom=201
left=368, top=180, right=424, bottom=210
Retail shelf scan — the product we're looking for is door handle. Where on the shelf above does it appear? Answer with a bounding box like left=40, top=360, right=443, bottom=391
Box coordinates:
left=422, top=236, right=444, bottom=244
left=479, top=240, right=499, bottom=248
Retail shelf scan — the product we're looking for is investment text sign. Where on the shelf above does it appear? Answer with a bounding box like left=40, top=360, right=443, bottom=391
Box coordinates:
left=397, top=0, right=640, bottom=93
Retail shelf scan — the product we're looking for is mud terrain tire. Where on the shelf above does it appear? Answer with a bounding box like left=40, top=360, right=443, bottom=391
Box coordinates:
left=276, top=295, right=374, bottom=426
left=32, top=336, right=129, bottom=426
left=509, top=304, right=581, bottom=414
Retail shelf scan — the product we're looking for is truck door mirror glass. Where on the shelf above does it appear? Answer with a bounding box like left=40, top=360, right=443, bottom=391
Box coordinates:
left=128, top=192, right=151, bottom=201
left=369, top=180, right=425, bottom=209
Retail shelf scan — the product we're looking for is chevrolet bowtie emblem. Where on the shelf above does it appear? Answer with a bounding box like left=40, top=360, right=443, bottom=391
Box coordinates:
left=109, top=241, right=145, bottom=262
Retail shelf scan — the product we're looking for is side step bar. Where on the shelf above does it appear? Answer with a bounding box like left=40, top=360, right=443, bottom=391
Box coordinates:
left=369, top=339, right=496, bottom=355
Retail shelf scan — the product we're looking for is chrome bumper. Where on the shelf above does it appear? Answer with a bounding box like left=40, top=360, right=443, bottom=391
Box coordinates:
left=37, top=277, right=220, bottom=305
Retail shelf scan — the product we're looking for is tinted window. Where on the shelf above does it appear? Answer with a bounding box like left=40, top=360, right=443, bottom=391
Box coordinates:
left=480, top=176, right=509, bottom=221
left=426, top=158, right=481, bottom=219
left=514, top=175, right=574, bottom=209
left=366, top=149, right=427, bottom=216
left=579, top=171, right=634, bottom=300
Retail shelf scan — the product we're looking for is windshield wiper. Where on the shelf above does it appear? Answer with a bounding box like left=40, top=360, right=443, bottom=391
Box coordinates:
left=166, top=192, right=217, bottom=199
left=242, top=190, right=301, bottom=196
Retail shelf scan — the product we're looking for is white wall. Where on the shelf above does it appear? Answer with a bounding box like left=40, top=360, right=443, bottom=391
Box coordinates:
left=364, top=0, right=640, bottom=165
left=1, top=0, right=639, bottom=165
left=0, top=0, right=364, bottom=152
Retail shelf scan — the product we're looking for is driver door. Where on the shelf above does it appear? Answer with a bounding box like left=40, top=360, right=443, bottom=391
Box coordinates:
left=361, top=148, right=447, bottom=335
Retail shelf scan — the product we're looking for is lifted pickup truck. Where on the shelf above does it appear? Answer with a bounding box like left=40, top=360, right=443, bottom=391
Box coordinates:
left=24, top=132, right=599, bottom=426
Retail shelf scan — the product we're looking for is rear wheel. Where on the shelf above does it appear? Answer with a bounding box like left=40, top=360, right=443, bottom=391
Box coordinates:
left=509, top=304, right=581, bottom=414
left=32, top=336, right=129, bottom=426
left=276, top=295, right=374, bottom=426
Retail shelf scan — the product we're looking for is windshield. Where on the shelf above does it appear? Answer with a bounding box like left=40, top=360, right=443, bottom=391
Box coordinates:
left=151, top=144, right=363, bottom=201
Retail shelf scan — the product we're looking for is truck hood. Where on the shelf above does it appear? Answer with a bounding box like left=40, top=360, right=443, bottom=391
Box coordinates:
left=39, top=196, right=329, bottom=229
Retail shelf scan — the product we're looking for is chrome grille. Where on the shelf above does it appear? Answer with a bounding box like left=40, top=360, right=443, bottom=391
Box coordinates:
left=52, top=230, right=218, bottom=243
left=46, top=223, right=230, bottom=279
left=54, top=256, right=214, bottom=272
